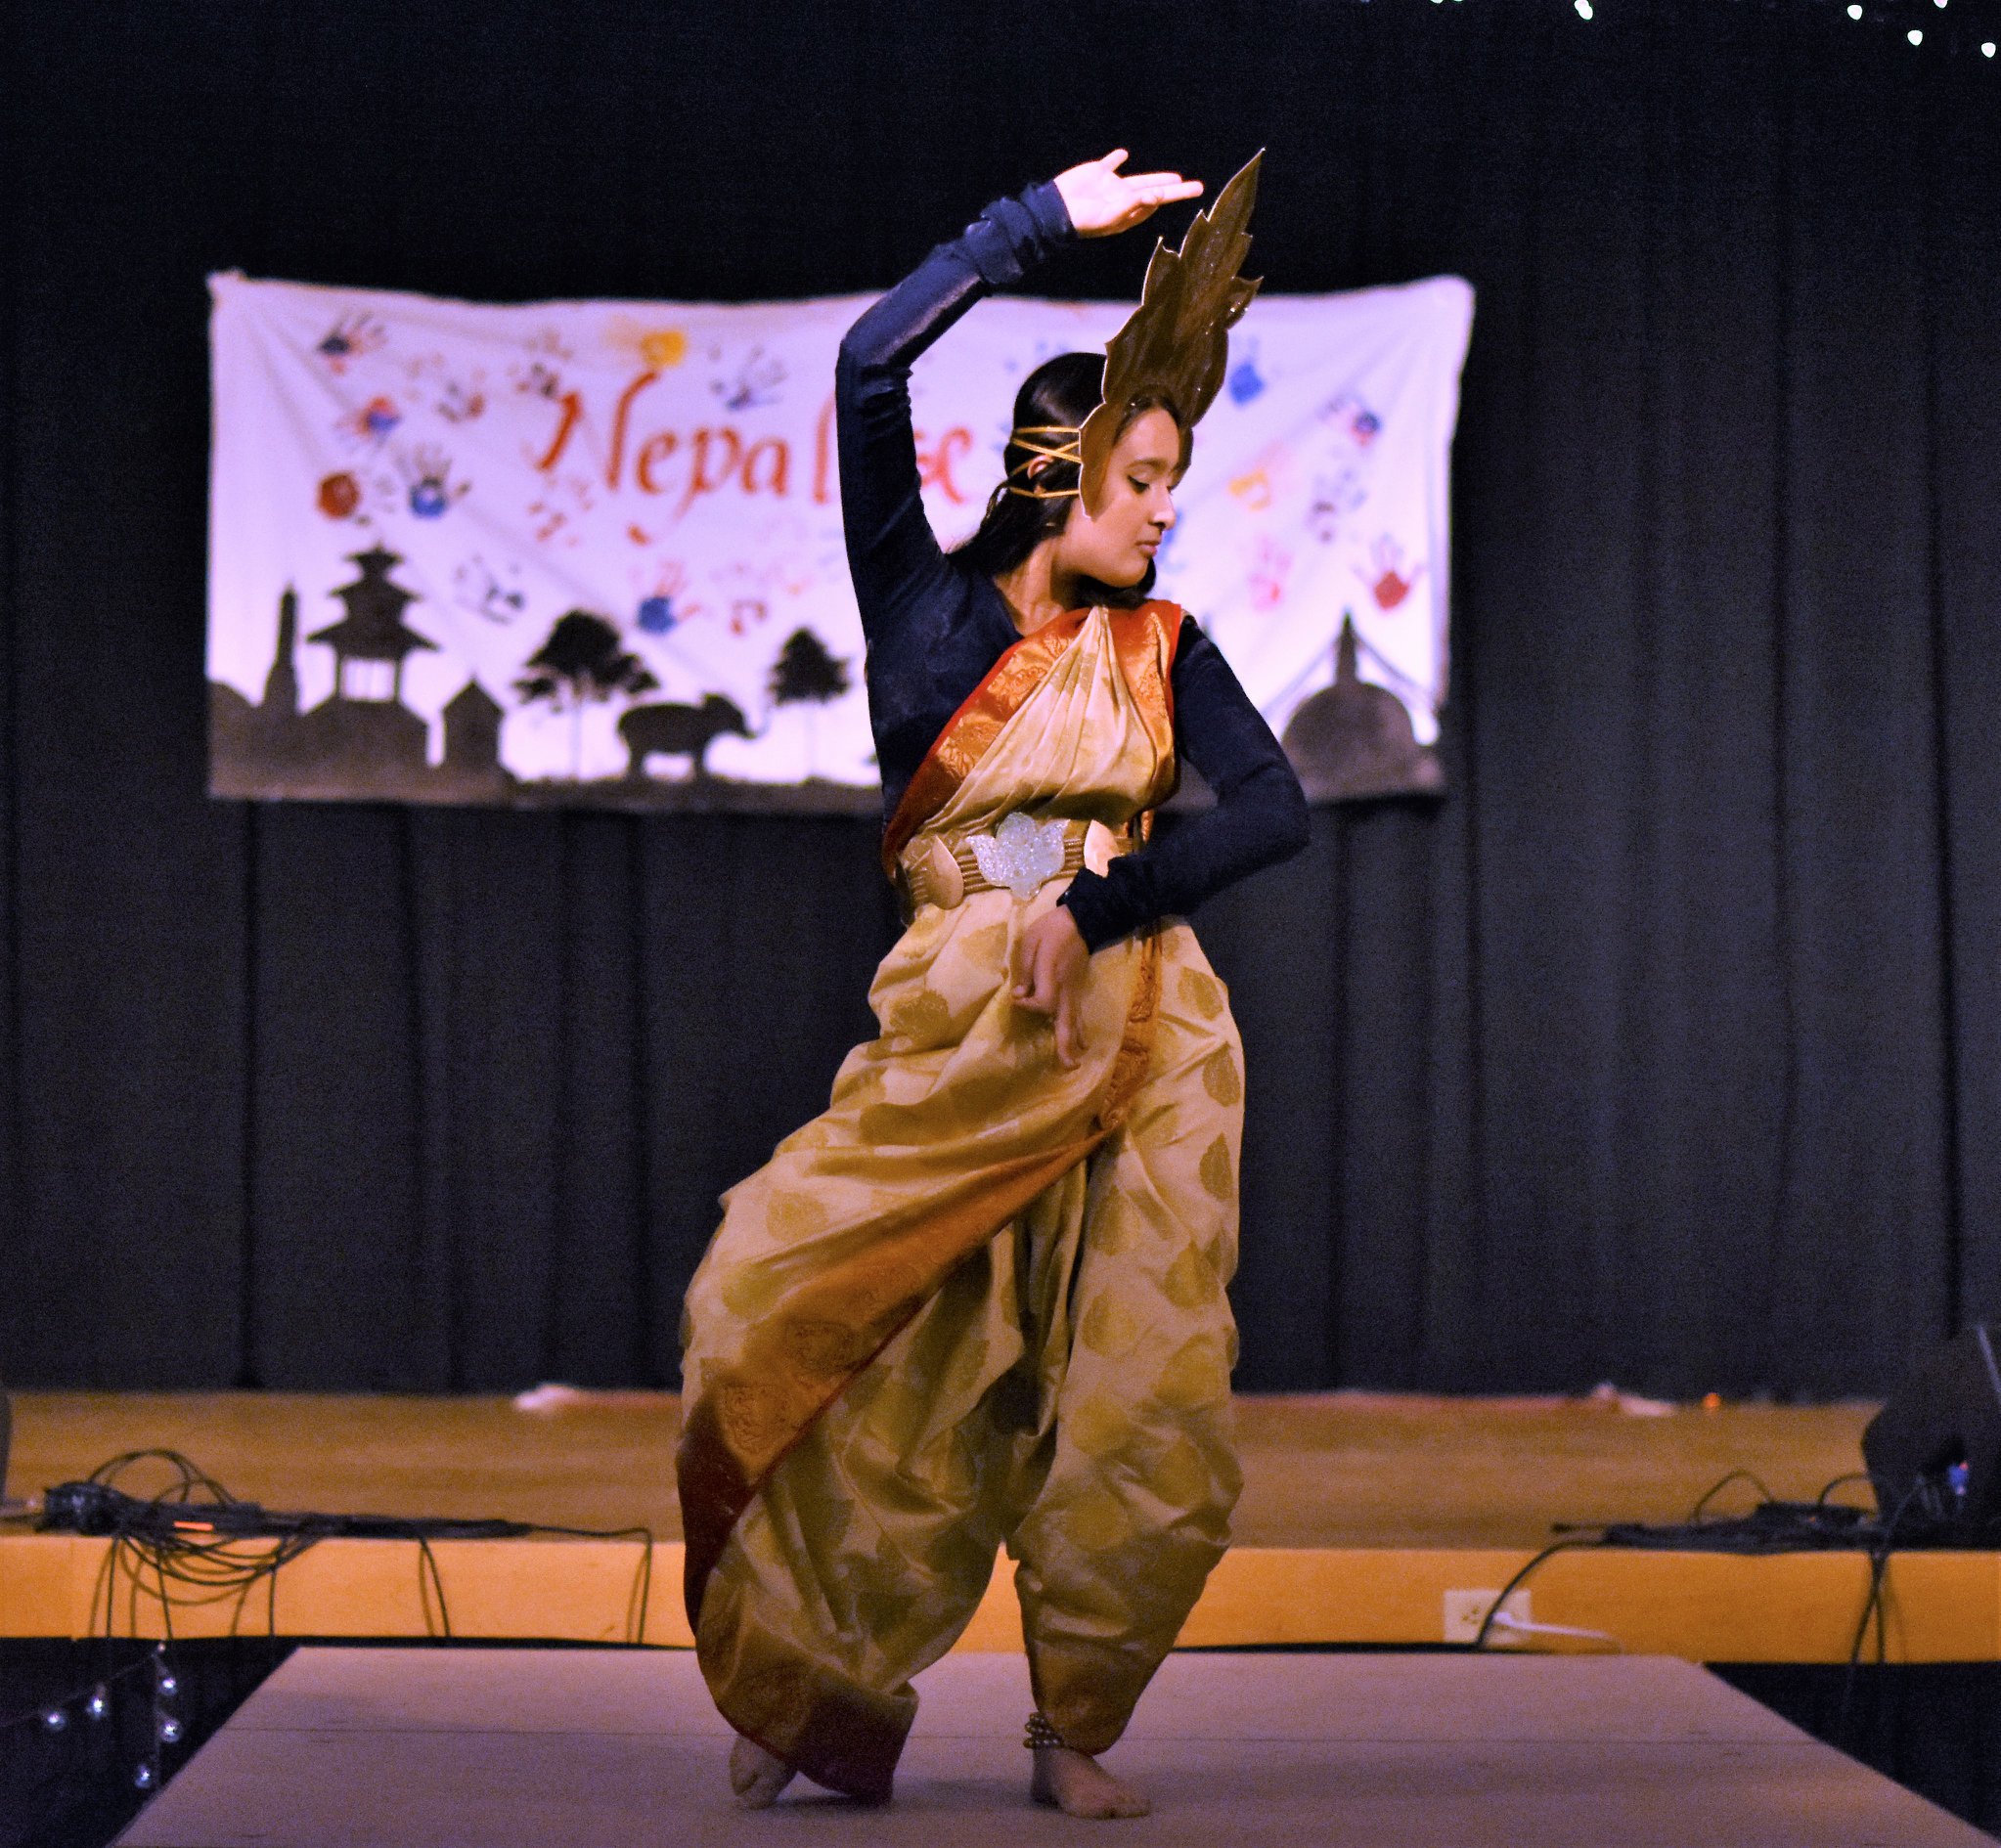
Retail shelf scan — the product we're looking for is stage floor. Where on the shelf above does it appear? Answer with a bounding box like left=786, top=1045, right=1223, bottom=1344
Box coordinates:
left=112, top=1646, right=1990, bottom=1847
left=16, top=1389, right=1996, bottom=1664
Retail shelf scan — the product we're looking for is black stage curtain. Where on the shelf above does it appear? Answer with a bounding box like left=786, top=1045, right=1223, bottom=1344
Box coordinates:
left=3, top=0, right=1999, bottom=1396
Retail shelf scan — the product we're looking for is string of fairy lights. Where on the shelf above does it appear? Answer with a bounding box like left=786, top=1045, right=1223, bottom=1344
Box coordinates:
left=1809, top=0, right=1995, bottom=53
left=3, top=1448, right=657, bottom=1825
left=1408, top=0, right=2001, bottom=58
left=2, top=1640, right=184, bottom=1797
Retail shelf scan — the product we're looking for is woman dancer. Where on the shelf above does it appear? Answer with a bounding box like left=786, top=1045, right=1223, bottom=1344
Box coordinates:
left=677, top=151, right=1308, bottom=1819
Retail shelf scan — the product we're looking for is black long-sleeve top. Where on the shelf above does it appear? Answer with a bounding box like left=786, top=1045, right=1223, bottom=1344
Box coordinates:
left=835, top=181, right=1309, bottom=952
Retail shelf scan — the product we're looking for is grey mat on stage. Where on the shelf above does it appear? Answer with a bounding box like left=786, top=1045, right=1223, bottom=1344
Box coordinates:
left=116, top=1647, right=1986, bottom=1847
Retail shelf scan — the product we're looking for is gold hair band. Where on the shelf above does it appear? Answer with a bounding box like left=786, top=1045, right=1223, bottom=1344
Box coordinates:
left=1003, top=424, right=1082, bottom=499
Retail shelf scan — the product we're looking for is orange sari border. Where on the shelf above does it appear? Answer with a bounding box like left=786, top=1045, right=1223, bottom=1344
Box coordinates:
left=678, top=1122, right=1127, bottom=1632
left=878, top=600, right=1186, bottom=875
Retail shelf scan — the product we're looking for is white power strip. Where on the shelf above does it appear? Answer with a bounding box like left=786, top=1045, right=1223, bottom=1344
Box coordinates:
left=1443, top=1588, right=1622, bottom=1650
left=1443, top=1588, right=1534, bottom=1644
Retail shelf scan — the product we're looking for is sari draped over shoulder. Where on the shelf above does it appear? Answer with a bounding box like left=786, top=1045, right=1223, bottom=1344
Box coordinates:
left=678, top=601, right=1245, bottom=1800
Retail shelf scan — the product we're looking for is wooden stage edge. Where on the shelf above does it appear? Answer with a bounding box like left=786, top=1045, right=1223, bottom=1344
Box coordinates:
left=9, top=1387, right=1991, bottom=1664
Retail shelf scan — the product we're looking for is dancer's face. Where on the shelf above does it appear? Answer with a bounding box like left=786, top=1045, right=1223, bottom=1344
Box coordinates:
left=1055, top=408, right=1182, bottom=589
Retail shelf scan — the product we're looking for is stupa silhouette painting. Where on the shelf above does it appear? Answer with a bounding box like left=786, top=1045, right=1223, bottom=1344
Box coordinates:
left=1280, top=614, right=1444, bottom=803
left=209, top=545, right=515, bottom=804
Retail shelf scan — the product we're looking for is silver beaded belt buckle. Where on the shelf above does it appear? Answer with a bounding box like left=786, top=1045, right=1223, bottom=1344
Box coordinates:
left=902, top=814, right=1126, bottom=913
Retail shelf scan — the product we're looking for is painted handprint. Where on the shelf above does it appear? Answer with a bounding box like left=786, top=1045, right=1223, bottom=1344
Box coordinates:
left=316, top=313, right=384, bottom=373
left=403, top=445, right=469, bottom=519
left=1357, top=535, right=1424, bottom=610
left=712, top=344, right=787, bottom=412
left=453, top=554, right=526, bottom=624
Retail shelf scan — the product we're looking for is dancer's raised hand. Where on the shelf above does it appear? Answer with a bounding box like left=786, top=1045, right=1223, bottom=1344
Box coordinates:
left=1053, top=151, right=1203, bottom=239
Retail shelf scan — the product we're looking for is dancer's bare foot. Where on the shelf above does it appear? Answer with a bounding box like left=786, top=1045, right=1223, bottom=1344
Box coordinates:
left=729, top=1735, right=797, bottom=1808
left=1031, top=1744, right=1151, bottom=1819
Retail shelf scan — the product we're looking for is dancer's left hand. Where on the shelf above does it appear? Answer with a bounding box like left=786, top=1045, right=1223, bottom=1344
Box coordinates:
left=1014, top=907, right=1090, bottom=1067
left=1053, top=151, right=1204, bottom=239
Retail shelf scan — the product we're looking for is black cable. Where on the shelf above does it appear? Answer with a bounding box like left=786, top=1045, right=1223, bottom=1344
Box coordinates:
left=67, top=1449, right=304, bottom=1650
left=1834, top=1477, right=1929, bottom=1745
left=1689, top=1470, right=1776, bottom=1520
left=1467, top=1533, right=1611, bottom=1651
left=527, top=1522, right=657, bottom=1644
left=88, top=1449, right=238, bottom=1506
left=1466, top=1462, right=1971, bottom=1657
left=415, top=1534, right=451, bottom=1640
left=41, top=1453, right=661, bottom=1648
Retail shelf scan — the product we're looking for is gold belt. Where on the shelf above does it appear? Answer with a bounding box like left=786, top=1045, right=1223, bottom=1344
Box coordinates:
left=900, top=814, right=1133, bottom=914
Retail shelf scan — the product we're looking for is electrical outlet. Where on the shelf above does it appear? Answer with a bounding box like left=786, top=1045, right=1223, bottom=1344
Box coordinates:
left=1443, top=1588, right=1533, bottom=1644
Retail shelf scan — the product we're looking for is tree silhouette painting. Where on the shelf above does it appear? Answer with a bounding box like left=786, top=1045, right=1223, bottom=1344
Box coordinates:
left=515, top=609, right=659, bottom=779
left=768, top=628, right=852, bottom=776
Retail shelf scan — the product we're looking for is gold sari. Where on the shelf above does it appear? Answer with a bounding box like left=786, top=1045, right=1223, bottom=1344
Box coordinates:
left=678, top=601, right=1245, bottom=1799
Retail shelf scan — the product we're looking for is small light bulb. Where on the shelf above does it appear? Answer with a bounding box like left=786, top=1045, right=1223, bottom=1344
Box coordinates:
left=1909, top=27, right=1923, bottom=42
left=1576, top=0, right=1593, bottom=16
left=42, top=1707, right=68, bottom=1732
left=1985, top=41, right=1997, bottom=56
left=1847, top=3, right=1861, bottom=15
left=87, top=1687, right=110, bottom=1721
left=134, top=1762, right=156, bottom=1791
left=156, top=1672, right=178, bottom=1697
left=158, top=1717, right=184, bottom=1744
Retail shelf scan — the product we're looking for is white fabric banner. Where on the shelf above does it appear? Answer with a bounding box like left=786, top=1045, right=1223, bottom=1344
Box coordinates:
left=206, top=270, right=1471, bottom=809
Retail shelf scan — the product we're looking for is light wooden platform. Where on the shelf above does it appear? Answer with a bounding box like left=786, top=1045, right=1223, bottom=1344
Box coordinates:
left=4, top=1389, right=1882, bottom=1548
left=113, top=1647, right=1992, bottom=1847
left=12, top=1388, right=1991, bottom=1664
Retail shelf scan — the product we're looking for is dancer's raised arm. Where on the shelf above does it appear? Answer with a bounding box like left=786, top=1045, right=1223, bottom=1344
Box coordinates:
left=834, top=154, right=1203, bottom=642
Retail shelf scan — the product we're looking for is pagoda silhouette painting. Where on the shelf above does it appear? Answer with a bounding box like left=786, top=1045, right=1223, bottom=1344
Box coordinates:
left=210, top=545, right=514, bottom=804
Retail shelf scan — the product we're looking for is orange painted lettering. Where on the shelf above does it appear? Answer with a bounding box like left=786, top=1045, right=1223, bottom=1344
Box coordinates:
left=677, top=427, right=742, bottom=519
left=813, top=395, right=836, bottom=505
left=919, top=425, right=975, bottom=505
left=607, top=370, right=658, bottom=490
left=742, top=437, right=790, bottom=497
left=531, top=389, right=586, bottom=473
left=636, top=430, right=679, bottom=495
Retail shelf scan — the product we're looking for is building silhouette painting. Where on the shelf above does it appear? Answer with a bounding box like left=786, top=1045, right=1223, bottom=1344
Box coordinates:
left=212, top=550, right=1436, bottom=812
left=210, top=546, right=514, bottom=804
left=1279, top=615, right=1444, bottom=803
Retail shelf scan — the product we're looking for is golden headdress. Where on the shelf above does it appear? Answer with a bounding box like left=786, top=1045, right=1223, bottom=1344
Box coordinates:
left=1076, top=151, right=1264, bottom=517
